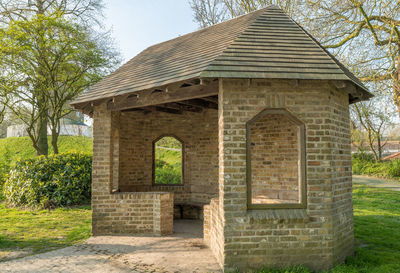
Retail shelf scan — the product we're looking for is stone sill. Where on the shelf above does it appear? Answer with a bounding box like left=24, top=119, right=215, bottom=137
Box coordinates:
left=247, top=209, right=309, bottom=220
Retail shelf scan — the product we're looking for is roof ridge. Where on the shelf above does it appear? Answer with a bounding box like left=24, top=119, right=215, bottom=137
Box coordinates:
left=141, top=6, right=271, bottom=54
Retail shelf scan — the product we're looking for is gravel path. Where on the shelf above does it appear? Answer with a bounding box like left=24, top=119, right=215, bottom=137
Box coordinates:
left=0, top=220, right=221, bottom=273
left=353, top=175, right=400, bottom=191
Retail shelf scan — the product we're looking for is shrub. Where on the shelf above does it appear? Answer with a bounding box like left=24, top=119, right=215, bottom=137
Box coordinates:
left=154, top=159, right=182, bottom=184
left=387, top=160, right=400, bottom=178
left=3, top=153, right=92, bottom=208
left=0, top=146, right=12, bottom=200
left=352, top=152, right=374, bottom=162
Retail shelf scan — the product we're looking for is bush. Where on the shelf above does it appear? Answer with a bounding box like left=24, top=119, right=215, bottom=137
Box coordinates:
left=0, top=146, right=12, bottom=200
left=352, top=152, right=374, bottom=162
left=387, top=160, right=400, bottom=178
left=352, top=152, right=400, bottom=181
left=154, top=159, right=182, bottom=184
left=3, top=153, right=92, bottom=208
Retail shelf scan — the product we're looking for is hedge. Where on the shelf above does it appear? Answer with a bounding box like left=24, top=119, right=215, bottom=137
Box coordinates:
left=3, top=153, right=92, bottom=208
left=352, top=153, right=400, bottom=180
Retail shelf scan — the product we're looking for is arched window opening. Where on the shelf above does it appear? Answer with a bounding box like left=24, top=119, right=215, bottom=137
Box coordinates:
left=247, top=108, right=306, bottom=209
left=153, top=136, right=184, bottom=185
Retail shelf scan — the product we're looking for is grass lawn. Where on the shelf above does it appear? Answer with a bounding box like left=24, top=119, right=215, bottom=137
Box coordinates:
left=256, top=183, right=400, bottom=273
left=0, top=182, right=399, bottom=272
left=0, top=203, right=91, bottom=261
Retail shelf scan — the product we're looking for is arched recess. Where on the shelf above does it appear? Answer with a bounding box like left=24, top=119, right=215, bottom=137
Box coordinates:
left=152, top=135, right=184, bottom=186
left=246, top=108, right=306, bottom=209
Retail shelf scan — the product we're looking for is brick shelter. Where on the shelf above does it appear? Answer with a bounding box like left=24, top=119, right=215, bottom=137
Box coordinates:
left=72, top=6, right=372, bottom=272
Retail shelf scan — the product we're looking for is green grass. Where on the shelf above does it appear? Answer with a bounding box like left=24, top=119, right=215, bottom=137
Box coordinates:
left=0, top=136, right=93, bottom=163
left=0, top=202, right=91, bottom=261
left=0, top=182, right=399, bottom=272
left=253, top=183, right=400, bottom=273
left=154, top=137, right=183, bottom=185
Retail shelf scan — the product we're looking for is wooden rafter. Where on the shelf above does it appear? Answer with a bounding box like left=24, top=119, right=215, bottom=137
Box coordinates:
left=107, top=80, right=219, bottom=111
left=200, top=96, right=218, bottom=104
left=178, top=98, right=218, bottom=110
left=161, top=102, right=203, bottom=113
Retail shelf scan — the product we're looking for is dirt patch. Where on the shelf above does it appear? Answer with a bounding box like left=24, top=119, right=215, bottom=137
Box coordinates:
left=0, top=220, right=221, bottom=273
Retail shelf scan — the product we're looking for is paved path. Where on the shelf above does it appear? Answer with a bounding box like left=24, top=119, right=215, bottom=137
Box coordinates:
left=0, top=220, right=221, bottom=273
left=353, top=175, right=400, bottom=191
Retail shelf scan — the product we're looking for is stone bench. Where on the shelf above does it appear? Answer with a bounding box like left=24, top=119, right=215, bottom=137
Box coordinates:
left=174, top=201, right=207, bottom=220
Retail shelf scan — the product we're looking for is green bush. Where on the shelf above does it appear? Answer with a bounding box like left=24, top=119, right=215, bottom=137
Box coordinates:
left=352, top=152, right=400, bottom=181
left=387, top=160, right=400, bottom=178
left=3, top=153, right=92, bottom=208
left=0, top=146, right=11, bottom=200
left=154, top=159, right=182, bottom=184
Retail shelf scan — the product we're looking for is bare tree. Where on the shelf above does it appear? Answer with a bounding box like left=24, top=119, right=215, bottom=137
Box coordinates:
left=351, top=92, right=396, bottom=161
left=303, top=0, right=400, bottom=117
left=189, top=0, right=304, bottom=27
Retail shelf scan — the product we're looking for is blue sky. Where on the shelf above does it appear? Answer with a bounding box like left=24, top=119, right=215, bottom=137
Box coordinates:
left=103, top=0, right=198, bottom=62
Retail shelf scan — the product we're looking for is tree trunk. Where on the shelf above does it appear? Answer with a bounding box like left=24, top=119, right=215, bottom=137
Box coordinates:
left=395, top=44, right=400, bottom=117
left=51, top=127, right=59, bottom=154
left=36, top=108, right=48, bottom=156
left=377, top=135, right=382, bottom=161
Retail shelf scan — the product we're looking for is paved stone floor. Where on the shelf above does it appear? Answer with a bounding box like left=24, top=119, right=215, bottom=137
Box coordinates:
left=0, top=220, right=221, bottom=273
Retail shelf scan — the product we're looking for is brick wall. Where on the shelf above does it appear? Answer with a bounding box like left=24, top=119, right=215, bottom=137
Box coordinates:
left=92, top=104, right=173, bottom=235
left=93, top=192, right=174, bottom=235
left=250, top=114, right=300, bottom=203
left=329, top=89, right=354, bottom=263
left=117, top=109, right=219, bottom=204
left=203, top=198, right=224, bottom=267
left=218, top=78, right=353, bottom=271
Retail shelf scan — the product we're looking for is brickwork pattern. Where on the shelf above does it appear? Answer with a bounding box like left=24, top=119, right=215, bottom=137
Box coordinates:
left=203, top=198, right=224, bottom=268
left=91, top=78, right=354, bottom=271
left=250, top=114, right=299, bottom=203
left=217, top=78, right=354, bottom=271
left=117, top=109, right=219, bottom=204
left=91, top=105, right=173, bottom=235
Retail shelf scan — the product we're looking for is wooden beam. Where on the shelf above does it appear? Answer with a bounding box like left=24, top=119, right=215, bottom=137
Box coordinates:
left=108, top=81, right=218, bottom=111
left=178, top=98, right=218, bottom=110
left=121, top=108, right=151, bottom=114
left=162, top=102, right=203, bottom=113
left=200, top=96, right=218, bottom=104
left=153, top=106, right=183, bottom=115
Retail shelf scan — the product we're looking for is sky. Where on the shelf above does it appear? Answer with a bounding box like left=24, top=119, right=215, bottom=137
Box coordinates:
left=103, top=0, right=199, bottom=63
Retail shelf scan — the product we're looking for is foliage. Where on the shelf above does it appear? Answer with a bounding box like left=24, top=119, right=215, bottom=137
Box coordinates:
left=0, top=0, right=119, bottom=155
left=155, top=158, right=182, bottom=185
left=154, top=138, right=183, bottom=185
left=351, top=93, right=396, bottom=161
left=3, top=153, right=92, bottom=208
left=352, top=153, right=400, bottom=180
left=0, top=202, right=91, bottom=261
left=0, top=136, right=92, bottom=200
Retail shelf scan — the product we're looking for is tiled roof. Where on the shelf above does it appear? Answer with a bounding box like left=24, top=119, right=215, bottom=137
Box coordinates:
left=72, top=6, right=371, bottom=105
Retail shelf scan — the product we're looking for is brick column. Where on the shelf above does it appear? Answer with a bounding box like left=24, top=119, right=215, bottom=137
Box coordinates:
left=92, top=103, right=114, bottom=235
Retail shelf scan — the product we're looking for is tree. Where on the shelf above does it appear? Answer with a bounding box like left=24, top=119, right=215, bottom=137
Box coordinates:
left=301, top=0, right=400, bottom=118
left=45, top=16, right=118, bottom=154
left=189, top=0, right=400, bottom=118
left=0, top=0, right=119, bottom=155
left=189, top=0, right=304, bottom=28
left=351, top=92, right=396, bottom=161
